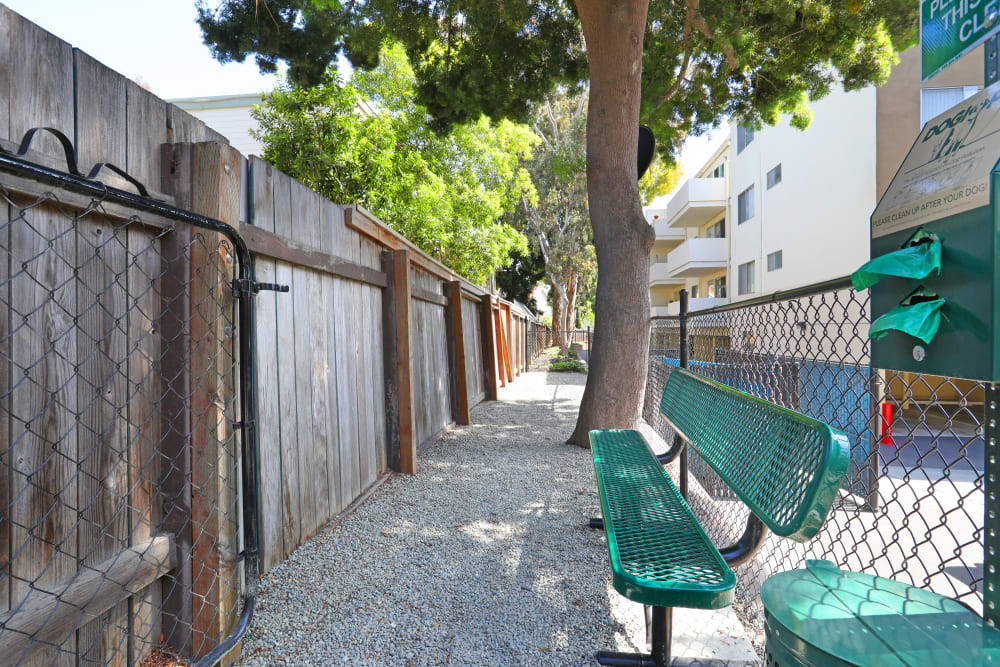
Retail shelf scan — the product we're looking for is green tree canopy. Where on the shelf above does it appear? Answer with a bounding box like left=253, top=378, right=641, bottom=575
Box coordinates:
left=251, top=42, right=538, bottom=282
left=509, top=89, right=596, bottom=344
left=495, top=248, right=547, bottom=314
left=199, top=0, right=916, bottom=161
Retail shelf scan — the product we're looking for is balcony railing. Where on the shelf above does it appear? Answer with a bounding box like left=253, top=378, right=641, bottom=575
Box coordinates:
left=649, top=261, right=686, bottom=286
left=665, top=237, right=728, bottom=277
left=663, top=177, right=727, bottom=228
left=651, top=297, right=728, bottom=317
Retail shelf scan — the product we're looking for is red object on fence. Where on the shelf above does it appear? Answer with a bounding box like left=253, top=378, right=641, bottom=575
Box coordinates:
left=880, top=403, right=894, bottom=445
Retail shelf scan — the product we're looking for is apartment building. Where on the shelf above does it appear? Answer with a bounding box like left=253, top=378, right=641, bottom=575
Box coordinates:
left=647, top=139, right=730, bottom=316
left=648, top=45, right=984, bottom=312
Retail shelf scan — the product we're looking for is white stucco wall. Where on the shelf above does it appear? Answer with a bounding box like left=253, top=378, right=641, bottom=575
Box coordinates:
left=183, top=104, right=264, bottom=158
left=728, top=86, right=878, bottom=301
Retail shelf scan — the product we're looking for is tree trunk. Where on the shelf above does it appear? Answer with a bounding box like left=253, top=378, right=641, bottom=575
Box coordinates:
left=569, top=0, right=653, bottom=446
left=550, top=279, right=567, bottom=353
left=566, top=273, right=579, bottom=332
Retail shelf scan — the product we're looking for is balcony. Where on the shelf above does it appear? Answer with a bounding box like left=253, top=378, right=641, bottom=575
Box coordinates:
left=663, top=178, right=727, bottom=228
left=646, top=210, right=687, bottom=244
left=649, top=261, right=685, bottom=287
left=652, top=297, right=729, bottom=317
left=665, top=238, right=728, bottom=277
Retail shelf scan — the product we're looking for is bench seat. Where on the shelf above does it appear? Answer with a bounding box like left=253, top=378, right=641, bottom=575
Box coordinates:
left=590, top=428, right=735, bottom=609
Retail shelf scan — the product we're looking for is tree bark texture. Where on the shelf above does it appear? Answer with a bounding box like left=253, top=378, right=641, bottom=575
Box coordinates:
left=566, top=273, right=579, bottom=331
left=551, top=279, right=566, bottom=352
left=569, top=0, right=654, bottom=446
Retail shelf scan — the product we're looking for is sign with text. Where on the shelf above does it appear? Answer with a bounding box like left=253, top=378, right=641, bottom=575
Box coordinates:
left=873, top=82, right=1000, bottom=238
left=922, top=0, right=1000, bottom=81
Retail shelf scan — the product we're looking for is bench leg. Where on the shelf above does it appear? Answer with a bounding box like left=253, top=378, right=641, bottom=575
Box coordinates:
left=588, top=517, right=604, bottom=529
left=596, top=606, right=671, bottom=666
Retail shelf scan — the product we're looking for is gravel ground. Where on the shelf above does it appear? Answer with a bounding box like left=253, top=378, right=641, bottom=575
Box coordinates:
left=242, top=371, right=756, bottom=666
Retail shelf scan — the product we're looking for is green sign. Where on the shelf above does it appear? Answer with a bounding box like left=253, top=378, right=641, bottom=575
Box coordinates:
left=922, top=0, right=1000, bottom=81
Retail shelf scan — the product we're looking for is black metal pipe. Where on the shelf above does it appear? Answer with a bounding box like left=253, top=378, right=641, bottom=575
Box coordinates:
left=678, top=290, right=688, bottom=500
left=650, top=275, right=855, bottom=324
left=596, top=606, right=671, bottom=666
left=719, top=514, right=769, bottom=567
left=656, top=434, right=685, bottom=465
left=0, top=147, right=263, bottom=666
left=192, top=596, right=257, bottom=667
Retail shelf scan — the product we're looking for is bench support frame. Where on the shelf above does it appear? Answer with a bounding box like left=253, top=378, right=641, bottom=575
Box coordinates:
left=596, top=606, right=671, bottom=666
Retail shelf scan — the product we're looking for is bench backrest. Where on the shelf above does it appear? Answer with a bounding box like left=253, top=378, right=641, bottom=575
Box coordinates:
left=660, top=368, right=850, bottom=542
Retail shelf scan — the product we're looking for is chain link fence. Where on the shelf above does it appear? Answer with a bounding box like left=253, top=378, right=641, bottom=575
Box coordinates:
left=646, top=282, right=986, bottom=651
left=0, top=145, right=259, bottom=665
left=526, top=326, right=590, bottom=366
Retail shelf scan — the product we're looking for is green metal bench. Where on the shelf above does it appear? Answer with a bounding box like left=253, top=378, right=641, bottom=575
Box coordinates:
left=589, top=368, right=851, bottom=666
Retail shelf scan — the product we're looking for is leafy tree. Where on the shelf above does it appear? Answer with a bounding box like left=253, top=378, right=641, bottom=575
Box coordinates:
left=510, top=89, right=595, bottom=352
left=639, top=156, right=682, bottom=207
left=198, top=0, right=918, bottom=445
left=250, top=42, right=537, bottom=283
left=496, top=249, right=547, bottom=314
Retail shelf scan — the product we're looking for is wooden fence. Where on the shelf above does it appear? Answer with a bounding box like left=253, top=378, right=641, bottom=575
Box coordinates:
left=0, top=4, right=539, bottom=664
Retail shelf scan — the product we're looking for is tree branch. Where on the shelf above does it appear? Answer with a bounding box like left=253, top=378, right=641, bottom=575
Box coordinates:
left=689, top=0, right=738, bottom=69
left=654, top=0, right=696, bottom=110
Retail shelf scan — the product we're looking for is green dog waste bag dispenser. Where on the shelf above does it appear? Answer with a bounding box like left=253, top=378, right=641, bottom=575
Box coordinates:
left=858, top=82, right=1000, bottom=381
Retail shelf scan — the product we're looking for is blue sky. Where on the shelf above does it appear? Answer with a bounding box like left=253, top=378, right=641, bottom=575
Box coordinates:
left=3, top=1, right=280, bottom=99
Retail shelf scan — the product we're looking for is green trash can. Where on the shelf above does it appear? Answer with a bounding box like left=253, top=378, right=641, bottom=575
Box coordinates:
left=761, top=560, right=1000, bottom=666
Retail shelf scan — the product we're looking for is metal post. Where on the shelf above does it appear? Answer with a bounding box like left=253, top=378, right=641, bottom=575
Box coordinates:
left=987, top=33, right=1000, bottom=87
left=679, top=289, right=689, bottom=500
left=985, top=383, right=1000, bottom=626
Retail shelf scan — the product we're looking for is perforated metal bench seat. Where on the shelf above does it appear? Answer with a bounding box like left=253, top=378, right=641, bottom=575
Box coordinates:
left=587, top=368, right=851, bottom=665
left=590, top=429, right=736, bottom=609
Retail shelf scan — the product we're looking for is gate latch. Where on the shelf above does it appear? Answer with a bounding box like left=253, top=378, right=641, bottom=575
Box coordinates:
left=232, top=278, right=290, bottom=297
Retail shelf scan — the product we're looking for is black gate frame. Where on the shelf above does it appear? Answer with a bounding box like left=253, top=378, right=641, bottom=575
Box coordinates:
left=0, top=135, right=264, bottom=667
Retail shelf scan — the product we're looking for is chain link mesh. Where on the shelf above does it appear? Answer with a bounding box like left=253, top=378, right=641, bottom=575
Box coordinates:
left=0, top=184, right=247, bottom=665
left=646, top=286, right=985, bottom=652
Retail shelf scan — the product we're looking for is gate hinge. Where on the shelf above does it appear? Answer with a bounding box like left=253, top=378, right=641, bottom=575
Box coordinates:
left=232, top=419, right=256, bottom=430
left=232, top=278, right=290, bottom=297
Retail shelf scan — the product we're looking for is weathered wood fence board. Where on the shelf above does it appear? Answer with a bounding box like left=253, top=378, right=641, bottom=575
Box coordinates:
left=461, top=295, right=486, bottom=407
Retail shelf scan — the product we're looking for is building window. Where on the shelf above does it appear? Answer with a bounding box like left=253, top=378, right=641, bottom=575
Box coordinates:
left=767, top=250, right=783, bottom=272
left=712, top=162, right=725, bottom=178
left=738, top=261, right=755, bottom=295
left=766, top=164, right=782, bottom=189
left=920, top=86, right=979, bottom=127
left=707, top=276, right=727, bottom=298
left=704, top=218, right=725, bottom=238
left=738, top=186, right=754, bottom=224
left=690, top=285, right=699, bottom=298
left=737, top=125, right=754, bottom=153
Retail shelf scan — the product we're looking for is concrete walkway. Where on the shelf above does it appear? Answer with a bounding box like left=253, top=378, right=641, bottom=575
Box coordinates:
left=242, top=371, right=757, bottom=666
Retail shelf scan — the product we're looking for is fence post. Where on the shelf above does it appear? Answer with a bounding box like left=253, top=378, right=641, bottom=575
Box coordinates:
left=986, top=383, right=1000, bottom=625
left=480, top=295, right=499, bottom=400
left=158, top=143, right=195, bottom=656
left=382, top=248, right=417, bottom=474
left=679, top=289, right=689, bottom=500
left=162, top=140, right=242, bottom=660
left=446, top=281, right=471, bottom=425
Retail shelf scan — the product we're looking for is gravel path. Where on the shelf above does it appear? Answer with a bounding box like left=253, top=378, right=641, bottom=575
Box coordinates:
left=242, top=371, right=756, bottom=666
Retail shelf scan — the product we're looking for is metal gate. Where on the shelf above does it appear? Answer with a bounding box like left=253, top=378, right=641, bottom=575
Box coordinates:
left=0, top=132, right=263, bottom=666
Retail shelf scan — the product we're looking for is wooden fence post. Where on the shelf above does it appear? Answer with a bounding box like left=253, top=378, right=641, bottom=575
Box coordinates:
left=480, top=295, right=499, bottom=400
left=445, top=281, right=471, bottom=425
left=382, top=249, right=417, bottom=474
left=161, top=141, right=242, bottom=661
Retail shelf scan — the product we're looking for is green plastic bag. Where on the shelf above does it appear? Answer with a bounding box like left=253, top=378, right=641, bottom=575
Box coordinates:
left=869, top=298, right=945, bottom=345
left=851, top=235, right=941, bottom=291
